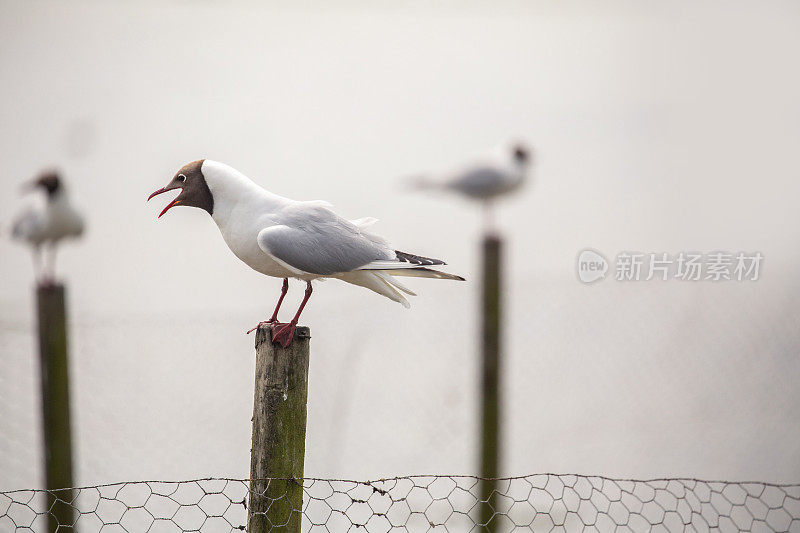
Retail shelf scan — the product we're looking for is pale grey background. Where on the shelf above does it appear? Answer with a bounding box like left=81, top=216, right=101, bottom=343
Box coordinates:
left=1, top=0, right=799, bottom=490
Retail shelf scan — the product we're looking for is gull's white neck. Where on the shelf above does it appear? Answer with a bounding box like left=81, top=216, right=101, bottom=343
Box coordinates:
left=48, top=187, right=72, bottom=207
left=201, top=160, right=288, bottom=224
left=512, top=159, right=528, bottom=186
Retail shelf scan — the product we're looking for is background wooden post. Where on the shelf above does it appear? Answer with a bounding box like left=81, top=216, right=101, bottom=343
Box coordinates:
left=479, top=235, right=502, bottom=531
left=248, top=324, right=311, bottom=533
left=36, top=284, right=76, bottom=532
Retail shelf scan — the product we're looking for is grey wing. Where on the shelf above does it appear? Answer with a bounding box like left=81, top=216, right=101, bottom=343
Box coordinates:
left=448, top=166, right=509, bottom=197
left=11, top=208, right=42, bottom=242
left=257, top=203, right=394, bottom=275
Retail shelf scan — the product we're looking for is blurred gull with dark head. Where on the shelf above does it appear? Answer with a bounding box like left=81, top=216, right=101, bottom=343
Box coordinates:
left=410, top=141, right=533, bottom=230
left=11, top=171, right=85, bottom=284
left=148, top=159, right=464, bottom=347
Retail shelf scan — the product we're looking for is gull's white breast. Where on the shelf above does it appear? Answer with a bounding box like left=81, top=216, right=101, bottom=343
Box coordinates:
left=13, top=196, right=84, bottom=246
left=216, top=205, right=296, bottom=278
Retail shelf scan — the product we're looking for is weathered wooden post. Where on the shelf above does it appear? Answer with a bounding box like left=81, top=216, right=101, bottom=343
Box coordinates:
left=36, top=283, right=76, bottom=532
left=248, top=324, right=311, bottom=533
left=478, top=235, right=502, bottom=531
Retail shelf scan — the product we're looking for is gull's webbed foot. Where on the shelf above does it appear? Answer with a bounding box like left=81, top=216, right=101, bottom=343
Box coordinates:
left=246, top=319, right=277, bottom=335
left=270, top=321, right=297, bottom=348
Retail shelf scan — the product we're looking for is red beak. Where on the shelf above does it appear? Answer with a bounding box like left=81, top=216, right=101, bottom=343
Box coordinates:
left=148, top=187, right=182, bottom=218
left=147, top=187, right=168, bottom=201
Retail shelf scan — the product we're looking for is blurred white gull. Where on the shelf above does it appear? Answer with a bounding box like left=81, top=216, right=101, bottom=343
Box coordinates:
left=12, top=171, right=85, bottom=284
left=410, top=141, right=533, bottom=229
left=148, top=159, right=464, bottom=347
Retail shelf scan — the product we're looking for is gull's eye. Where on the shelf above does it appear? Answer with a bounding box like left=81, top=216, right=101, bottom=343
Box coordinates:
left=177, top=174, right=187, bottom=183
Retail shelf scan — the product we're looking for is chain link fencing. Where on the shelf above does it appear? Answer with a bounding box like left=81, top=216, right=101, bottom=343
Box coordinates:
left=2, top=474, right=799, bottom=532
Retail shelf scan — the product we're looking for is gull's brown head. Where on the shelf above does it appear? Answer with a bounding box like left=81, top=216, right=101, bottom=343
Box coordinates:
left=22, top=170, right=62, bottom=198
left=148, top=159, right=213, bottom=218
left=512, top=144, right=532, bottom=165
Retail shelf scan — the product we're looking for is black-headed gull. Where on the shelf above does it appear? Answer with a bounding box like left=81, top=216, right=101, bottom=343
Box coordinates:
left=12, top=171, right=85, bottom=284
left=410, top=142, right=533, bottom=229
left=149, top=160, right=464, bottom=347
left=413, top=142, right=532, bottom=199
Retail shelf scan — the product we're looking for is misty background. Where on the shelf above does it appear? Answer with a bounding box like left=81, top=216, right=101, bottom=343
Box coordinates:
left=1, top=1, right=799, bottom=491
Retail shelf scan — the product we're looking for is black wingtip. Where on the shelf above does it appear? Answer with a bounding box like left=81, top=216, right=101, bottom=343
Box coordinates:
left=395, top=250, right=447, bottom=266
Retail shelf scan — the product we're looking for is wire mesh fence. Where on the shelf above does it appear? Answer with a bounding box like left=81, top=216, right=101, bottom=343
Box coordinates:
left=2, top=474, right=799, bottom=532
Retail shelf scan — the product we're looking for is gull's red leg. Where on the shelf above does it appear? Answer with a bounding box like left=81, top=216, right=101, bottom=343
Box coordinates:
left=247, top=278, right=290, bottom=334
left=272, top=281, right=312, bottom=347
left=269, top=278, right=289, bottom=322
left=32, top=246, right=42, bottom=285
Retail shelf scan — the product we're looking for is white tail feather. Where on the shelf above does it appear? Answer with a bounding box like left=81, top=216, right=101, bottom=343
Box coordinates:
left=381, top=268, right=465, bottom=281
left=333, top=265, right=464, bottom=308
left=374, top=271, right=417, bottom=296
left=406, top=175, right=442, bottom=190
left=350, top=217, right=379, bottom=229
left=334, top=271, right=411, bottom=308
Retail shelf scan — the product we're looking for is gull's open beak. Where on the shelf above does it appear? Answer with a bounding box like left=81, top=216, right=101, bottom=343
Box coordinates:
left=148, top=186, right=182, bottom=218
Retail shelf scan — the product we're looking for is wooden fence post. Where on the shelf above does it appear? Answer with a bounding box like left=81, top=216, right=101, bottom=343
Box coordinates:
left=248, top=324, right=311, bottom=533
left=479, top=235, right=502, bottom=531
left=36, top=283, right=76, bottom=532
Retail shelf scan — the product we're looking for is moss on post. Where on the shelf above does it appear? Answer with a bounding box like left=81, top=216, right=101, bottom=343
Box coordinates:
left=36, top=283, right=75, bottom=532
left=479, top=236, right=502, bottom=531
left=248, top=324, right=311, bottom=533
